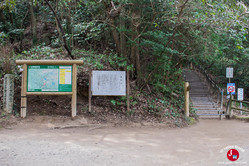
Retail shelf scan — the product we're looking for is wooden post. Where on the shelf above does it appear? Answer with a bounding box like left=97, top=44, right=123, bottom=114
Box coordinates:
left=221, top=89, right=224, bottom=109
left=184, top=82, right=190, bottom=117
left=229, top=95, right=234, bottom=118
left=21, top=64, right=27, bottom=118
left=88, top=70, right=92, bottom=113
left=126, top=70, right=130, bottom=112
left=71, top=64, right=77, bottom=117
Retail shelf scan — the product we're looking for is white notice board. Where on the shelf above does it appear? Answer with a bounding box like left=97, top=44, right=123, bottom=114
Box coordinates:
left=237, top=88, right=244, bottom=101
left=91, top=71, right=126, bottom=96
left=226, top=67, right=233, bottom=78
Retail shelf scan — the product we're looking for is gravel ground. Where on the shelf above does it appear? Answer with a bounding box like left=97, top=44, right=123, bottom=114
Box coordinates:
left=0, top=119, right=249, bottom=166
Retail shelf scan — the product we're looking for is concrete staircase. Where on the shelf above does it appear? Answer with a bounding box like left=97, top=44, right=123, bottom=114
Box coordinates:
left=183, top=70, right=223, bottom=118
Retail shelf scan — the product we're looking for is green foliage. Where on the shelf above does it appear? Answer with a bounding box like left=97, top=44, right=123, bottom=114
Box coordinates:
left=0, top=32, right=8, bottom=45
left=1, top=0, right=249, bottom=122
left=73, top=21, right=107, bottom=44
left=1, top=0, right=17, bottom=11
left=73, top=49, right=133, bottom=71
left=7, top=28, right=24, bottom=40
left=22, top=44, right=57, bottom=59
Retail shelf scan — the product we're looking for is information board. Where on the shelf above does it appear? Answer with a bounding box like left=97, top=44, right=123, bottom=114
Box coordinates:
left=91, top=71, right=126, bottom=96
left=237, top=88, right=244, bottom=101
left=226, top=67, right=233, bottom=78
left=27, top=65, right=72, bottom=92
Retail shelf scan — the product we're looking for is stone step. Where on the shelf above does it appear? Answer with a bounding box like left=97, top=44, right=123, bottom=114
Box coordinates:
left=194, top=107, right=219, bottom=110
left=191, top=89, right=208, bottom=91
left=191, top=101, right=214, bottom=104
left=190, top=94, right=209, bottom=97
left=193, top=106, right=218, bottom=109
left=190, top=94, right=209, bottom=96
left=190, top=88, right=208, bottom=90
left=190, top=85, right=205, bottom=86
left=183, top=69, right=222, bottom=118
left=196, top=109, right=219, bottom=113
left=197, top=114, right=222, bottom=116
left=193, top=103, right=216, bottom=106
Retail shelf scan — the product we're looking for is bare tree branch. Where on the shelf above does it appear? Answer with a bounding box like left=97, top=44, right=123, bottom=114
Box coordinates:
left=44, top=0, right=74, bottom=59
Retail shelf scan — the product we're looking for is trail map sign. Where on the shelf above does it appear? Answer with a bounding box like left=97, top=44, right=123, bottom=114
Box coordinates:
left=16, top=60, right=83, bottom=118
left=237, top=88, right=244, bottom=101
left=226, top=67, right=233, bottom=78
left=27, top=65, right=72, bottom=92
left=227, top=83, right=235, bottom=95
left=91, top=71, right=126, bottom=96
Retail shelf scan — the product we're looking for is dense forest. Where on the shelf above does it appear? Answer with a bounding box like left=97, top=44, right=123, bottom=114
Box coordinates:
left=0, top=0, right=249, bottom=125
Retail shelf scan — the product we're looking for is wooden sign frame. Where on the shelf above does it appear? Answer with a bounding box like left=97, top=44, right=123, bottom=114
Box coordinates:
left=16, top=60, right=83, bottom=118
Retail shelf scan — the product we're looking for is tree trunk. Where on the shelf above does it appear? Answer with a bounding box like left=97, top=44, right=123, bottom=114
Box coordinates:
left=55, top=0, right=63, bottom=47
left=29, top=0, right=37, bottom=45
left=0, top=9, right=6, bottom=25
left=135, top=38, right=141, bottom=85
left=130, top=11, right=142, bottom=85
left=110, top=18, right=121, bottom=55
left=61, top=1, right=73, bottom=50
left=120, top=9, right=126, bottom=57
left=130, top=26, right=136, bottom=79
left=44, top=0, right=74, bottom=59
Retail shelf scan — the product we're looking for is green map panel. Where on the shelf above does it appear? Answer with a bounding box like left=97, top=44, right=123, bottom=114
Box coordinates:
left=27, top=65, right=72, bottom=92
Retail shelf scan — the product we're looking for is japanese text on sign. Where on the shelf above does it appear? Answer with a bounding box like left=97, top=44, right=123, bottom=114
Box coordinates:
left=91, top=71, right=126, bottom=96
left=27, top=65, right=72, bottom=92
left=237, top=88, right=244, bottom=101
left=226, top=67, right=233, bottom=78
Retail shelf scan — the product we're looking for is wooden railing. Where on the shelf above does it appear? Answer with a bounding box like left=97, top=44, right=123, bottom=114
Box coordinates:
left=227, top=97, right=249, bottom=118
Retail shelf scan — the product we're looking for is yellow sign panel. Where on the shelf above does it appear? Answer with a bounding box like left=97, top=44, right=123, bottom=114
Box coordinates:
left=59, top=67, right=72, bottom=85
left=59, top=69, right=66, bottom=84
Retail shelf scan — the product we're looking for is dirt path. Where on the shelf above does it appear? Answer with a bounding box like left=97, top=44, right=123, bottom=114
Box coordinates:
left=0, top=119, right=248, bottom=166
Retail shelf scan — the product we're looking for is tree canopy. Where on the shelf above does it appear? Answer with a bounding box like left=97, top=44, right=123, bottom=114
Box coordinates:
left=1, top=0, right=249, bottom=97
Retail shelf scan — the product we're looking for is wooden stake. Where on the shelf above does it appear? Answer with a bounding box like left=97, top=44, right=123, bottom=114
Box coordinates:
left=89, top=70, right=92, bottom=113
left=126, top=70, right=130, bottom=112
left=21, top=64, right=27, bottom=118
left=71, top=64, right=77, bottom=117
left=229, top=95, right=234, bottom=118
left=184, top=82, right=190, bottom=117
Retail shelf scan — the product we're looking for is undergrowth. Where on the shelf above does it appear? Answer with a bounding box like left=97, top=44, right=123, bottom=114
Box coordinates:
left=13, top=46, right=196, bottom=126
